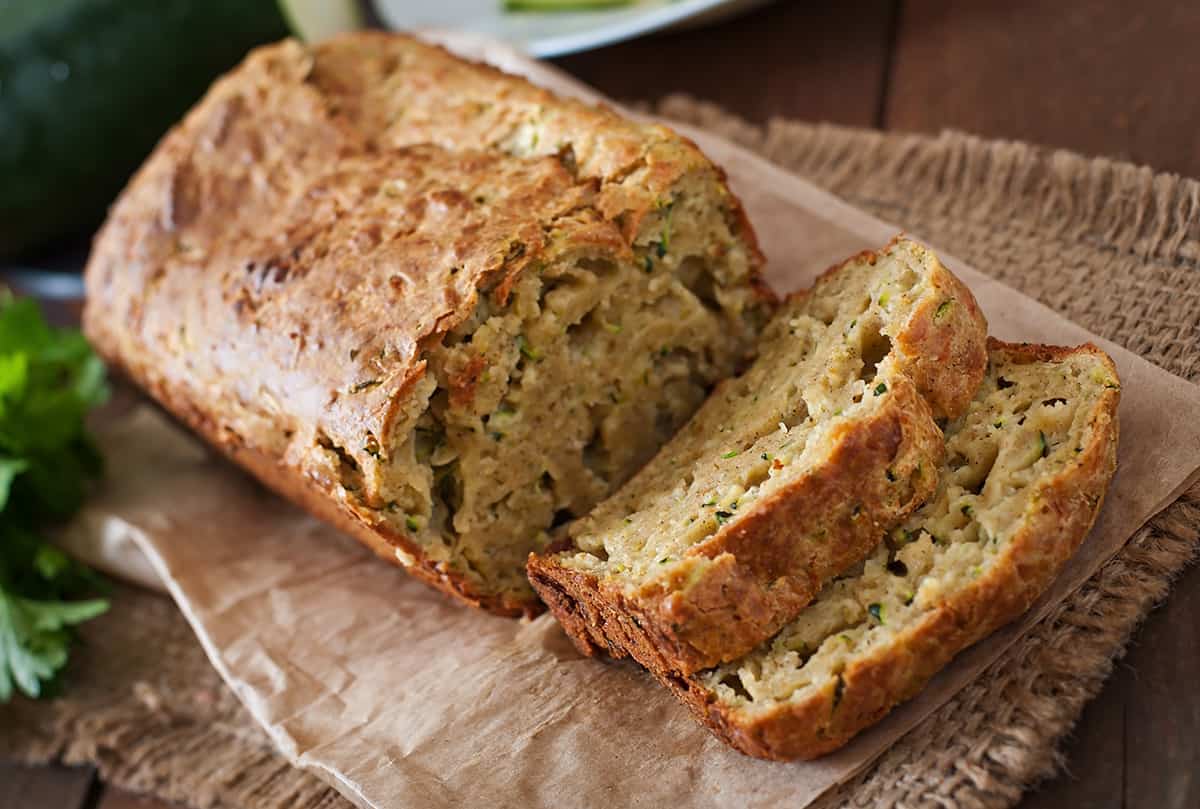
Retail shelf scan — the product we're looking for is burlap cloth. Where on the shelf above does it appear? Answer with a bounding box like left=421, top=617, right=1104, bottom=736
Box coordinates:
left=3, top=99, right=1198, bottom=809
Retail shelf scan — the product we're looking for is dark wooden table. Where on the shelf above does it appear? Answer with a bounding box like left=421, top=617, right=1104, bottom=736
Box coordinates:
left=4, top=1, right=1198, bottom=807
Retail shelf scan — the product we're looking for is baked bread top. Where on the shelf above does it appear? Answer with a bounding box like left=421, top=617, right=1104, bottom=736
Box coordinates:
left=306, top=32, right=759, bottom=239
left=85, top=33, right=764, bottom=495
left=83, top=33, right=772, bottom=614
left=528, top=239, right=989, bottom=672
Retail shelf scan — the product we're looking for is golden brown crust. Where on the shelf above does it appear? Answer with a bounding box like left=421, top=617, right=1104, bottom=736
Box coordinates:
left=667, top=340, right=1121, bottom=760
left=798, top=238, right=987, bottom=422
left=100, top=344, right=538, bottom=617
left=529, top=374, right=945, bottom=670
left=806, top=238, right=988, bottom=420
left=305, top=31, right=765, bottom=272
left=82, top=34, right=767, bottom=616
left=894, top=244, right=989, bottom=420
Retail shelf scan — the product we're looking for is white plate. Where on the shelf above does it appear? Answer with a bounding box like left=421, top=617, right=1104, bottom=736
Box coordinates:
left=372, top=0, right=773, bottom=58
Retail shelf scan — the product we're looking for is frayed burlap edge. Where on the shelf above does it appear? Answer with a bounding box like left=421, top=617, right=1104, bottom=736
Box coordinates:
left=3, top=101, right=1198, bottom=809
left=0, top=584, right=347, bottom=809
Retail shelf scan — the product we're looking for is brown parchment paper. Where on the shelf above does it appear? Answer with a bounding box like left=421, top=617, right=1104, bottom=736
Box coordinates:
left=61, top=33, right=1200, bottom=809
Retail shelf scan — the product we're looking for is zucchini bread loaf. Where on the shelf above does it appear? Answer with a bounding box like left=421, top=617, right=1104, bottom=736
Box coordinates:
left=662, top=340, right=1119, bottom=759
left=82, top=33, right=772, bottom=615
left=528, top=239, right=989, bottom=674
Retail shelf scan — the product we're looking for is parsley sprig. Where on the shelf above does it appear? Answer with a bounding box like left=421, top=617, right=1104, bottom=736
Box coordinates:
left=0, top=295, right=109, bottom=701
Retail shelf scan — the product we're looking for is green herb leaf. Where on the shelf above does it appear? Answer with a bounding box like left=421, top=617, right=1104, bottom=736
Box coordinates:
left=721, top=450, right=739, bottom=459
left=0, top=353, right=29, bottom=401
left=874, top=382, right=887, bottom=396
left=0, top=296, right=110, bottom=701
left=0, top=458, right=29, bottom=511
left=0, top=591, right=108, bottom=701
left=516, top=334, right=543, bottom=362
left=867, top=602, right=885, bottom=624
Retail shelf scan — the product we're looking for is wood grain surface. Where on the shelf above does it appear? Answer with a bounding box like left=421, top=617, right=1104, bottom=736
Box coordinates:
left=556, top=0, right=898, bottom=127
left=0, top=763, right=97, bottom=809
left=3, top=1, right=1197, bottom=807
left=886, top=0, right=1200, bottom=177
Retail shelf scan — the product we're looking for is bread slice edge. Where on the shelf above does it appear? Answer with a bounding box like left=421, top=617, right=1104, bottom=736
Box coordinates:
left=670, top=339, right=1121, bottom=759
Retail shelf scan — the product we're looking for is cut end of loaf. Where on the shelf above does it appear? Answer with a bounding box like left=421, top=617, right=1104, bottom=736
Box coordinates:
left=531, top=238, right=989, bottom=669
left=364, top=189, right=770, bottom=608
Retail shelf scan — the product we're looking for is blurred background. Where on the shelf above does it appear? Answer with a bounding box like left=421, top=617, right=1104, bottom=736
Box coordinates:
left=3, top=0, right=1199, bottom=273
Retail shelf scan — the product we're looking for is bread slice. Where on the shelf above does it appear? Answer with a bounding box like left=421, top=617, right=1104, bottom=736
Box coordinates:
left=664, top=340, right=1120, bottom=759
left=83, top=34, right=772, bottom=615
left=528, top=239, right=989, bottom=673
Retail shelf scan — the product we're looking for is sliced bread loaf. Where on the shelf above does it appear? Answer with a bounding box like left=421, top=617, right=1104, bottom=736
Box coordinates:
left=83, top=34, right=771, bottom=615
left=528, top=239, right=989, bottom=673
left=666, top=340, right=1120, bottom=759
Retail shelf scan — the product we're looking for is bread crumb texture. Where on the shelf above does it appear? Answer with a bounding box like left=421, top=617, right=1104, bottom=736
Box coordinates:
left=533, top=239, right=987, bottom=670
left=689, top=341, right=1119, bottom=759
